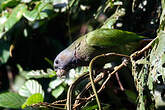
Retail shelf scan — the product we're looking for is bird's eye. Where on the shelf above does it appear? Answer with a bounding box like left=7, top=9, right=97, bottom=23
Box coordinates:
left=55, top=60, right=59, bottom=64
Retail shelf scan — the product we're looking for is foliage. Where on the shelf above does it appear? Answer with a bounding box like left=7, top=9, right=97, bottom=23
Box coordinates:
left=0, top=92, right=26, bottom=109
left=22, top=93, right=44, bottom=109
left=0, top=0, right=164, bottom=110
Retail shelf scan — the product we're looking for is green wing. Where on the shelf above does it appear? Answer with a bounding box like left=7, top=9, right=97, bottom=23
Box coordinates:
left=86, top=28, right=146, bottom=47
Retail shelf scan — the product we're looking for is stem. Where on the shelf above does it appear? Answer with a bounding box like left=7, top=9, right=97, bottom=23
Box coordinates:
left=89, top=53, right=129, bottom=110
left=67, top=72, right=89, bottom=110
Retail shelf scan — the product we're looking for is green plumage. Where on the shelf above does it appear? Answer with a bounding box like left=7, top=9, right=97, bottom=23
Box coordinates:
left=54, top=28, right=147, bottom=77
left=86, top=28, right=145, bottom=47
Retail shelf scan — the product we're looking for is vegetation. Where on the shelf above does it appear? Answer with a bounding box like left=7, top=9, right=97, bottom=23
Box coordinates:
left=0, top=0, right=164, bottom=110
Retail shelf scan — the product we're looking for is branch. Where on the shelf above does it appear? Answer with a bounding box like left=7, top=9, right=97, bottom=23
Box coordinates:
left=66, top=72, right=89, bottom=110
left=73, top=58, right=128, bottom=109
left=89, top=53, right=129, bottom=110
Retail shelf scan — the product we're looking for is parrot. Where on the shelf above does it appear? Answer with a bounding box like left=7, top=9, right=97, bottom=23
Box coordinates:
left=54, top=28, right=148, bottom=77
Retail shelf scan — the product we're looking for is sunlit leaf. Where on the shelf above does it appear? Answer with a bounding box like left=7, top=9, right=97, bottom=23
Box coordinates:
left=19, top=80, right=44, bottom=98
left=49, top=78, right=64, bottom=89
left=4, top=4, right=27, bottom=31
left=0, top=92, right=26, bottom=109
left=23, top=2, right=53, bottom=22
left=22, top=93, right=44, bottom=109
left=53, top=0, right=68, bottom=12
left=21, top=0, right=32, bottom=3
left=25, top=69, right=56, bottom=79
left=52, top=85, right=64, bottom=98
left=13, top=75, right=26, bottom=92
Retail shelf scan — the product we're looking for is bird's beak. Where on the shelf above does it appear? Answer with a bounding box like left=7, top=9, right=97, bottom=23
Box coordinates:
left=56, top=69, right=68, bottom=77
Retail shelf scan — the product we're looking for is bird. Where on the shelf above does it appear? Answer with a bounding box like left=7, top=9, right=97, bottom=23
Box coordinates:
left=54, top=28, right=148, bottom=77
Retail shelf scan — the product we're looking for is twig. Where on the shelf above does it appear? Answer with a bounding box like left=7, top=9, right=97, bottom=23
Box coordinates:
left=89, top=53, right=129, bottom=110
left=99, top=59, right=128, bottom=92
left=53, top=99, right=67, bottom=104
left=73, top=69, right=110, bottom=108
left=73, top=58, right=128, bottom=109
left=131, top=37, right=158, bottom=59
left=130, top=36, right=158, bottom=85
left=115, top=72, right=124, bottom=91
left=31, top=102, right=66, bottom=110
left=67, top=72, right=89, bottom=110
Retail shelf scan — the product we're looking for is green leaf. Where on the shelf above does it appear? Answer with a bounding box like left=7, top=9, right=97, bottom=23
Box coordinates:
left=22, top=93, right=44, bottom=109
left=0, top=39, right=10, bottom=65
left=49, top=78, right=64, bottom=89
left=19, top=80, right=44, bottom=98
left=82, top=105, right=98, bottom=110
left=4, top=4, right=27, bottom=31
left=1, top=0, right=20, bottom=9
left=125, top=90, right=137, bottom=104
left=160, top=0, right=165, bottom=30
left=13, top=75, right=26, bottom=92
left=25, top=69, right=56, bottom=79
left=23, top=2, right=53, bottom=21
left=44, top=57, right=54, bottom=67
left=0, top=92, right=26, bottom=109
left=0, top=11, right=9, bottom=38
left=82, top=100, right=98, bottom=110
left=52, top=85, right=64, bottom=98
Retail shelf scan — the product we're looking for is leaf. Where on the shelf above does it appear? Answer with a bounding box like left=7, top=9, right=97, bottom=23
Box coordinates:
left=22, top=93, right=44, bottom=109
left=49, top=78, right=64, bottom=89
left=25, top=69, right=56, bottom=79
left=52, top=86, right=64, bottom=98
left=0, top=92, right=26, bottom=109
left=17, top=64, right=30, bottom=77
left=125, top=90, right=137, bottom=104
left=23, top=2, right=53, bottom=21
left=13, top=75, right=26, bottom=92
left=160, top=0, right=165, bottom=29
left=44, top=57, right=54, bottom=67
left=53, top=0, right=68, bottom=12
left=82, top=100, right=98, bottom=110
left=150, top=31, right=165, bottom=81
left=4, top=4, right=27, bottom=31
left=19, top=80, right=44, bottom=98
left=21, top=0, right=32, bottom=3
left=0, top=39, right=10, bottom=65
left=1, top=0, right=20, bottom=9
left=101, top=8, right=125, bottom=29
left=82, top=105, right=98, bottom=110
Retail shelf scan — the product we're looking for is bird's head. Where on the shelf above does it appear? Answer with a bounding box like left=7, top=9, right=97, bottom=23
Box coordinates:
left=54, top=36, right=92, bottom=77
left=54, top=49, right=73, bottom=77
left=54, top=47, right=83, bottom=77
